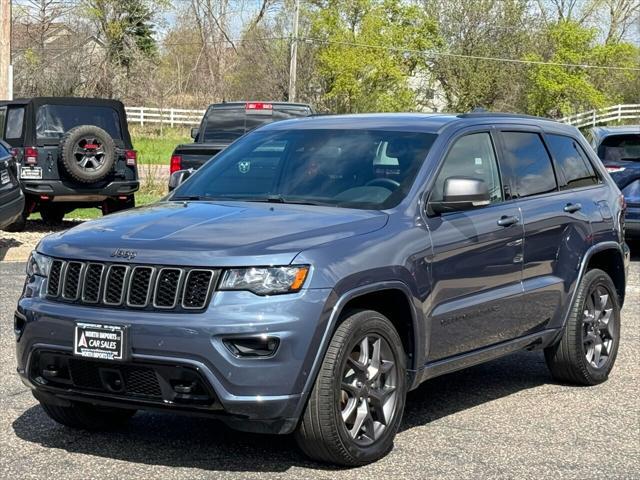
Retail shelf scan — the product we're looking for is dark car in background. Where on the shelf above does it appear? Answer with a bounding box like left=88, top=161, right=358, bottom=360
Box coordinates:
left=0, top=97, right=139, bottom=231
left=586, top=126, right=640, bottom=238
left=169, top=101, right=314, bottom=179
left=0, top=139, right=24, bottom=230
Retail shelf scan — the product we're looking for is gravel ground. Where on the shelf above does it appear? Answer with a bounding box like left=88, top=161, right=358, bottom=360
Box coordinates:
left=0, top=220, right=83, bottom=262
left=0, top=247, right=638, bottom=479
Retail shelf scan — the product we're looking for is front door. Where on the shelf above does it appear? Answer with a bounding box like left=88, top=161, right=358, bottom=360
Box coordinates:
left=426, top=130, right=524, bottom=362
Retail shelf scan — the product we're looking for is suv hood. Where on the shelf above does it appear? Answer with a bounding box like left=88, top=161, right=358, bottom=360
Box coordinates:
left=38, top=201, right=389, bottom=266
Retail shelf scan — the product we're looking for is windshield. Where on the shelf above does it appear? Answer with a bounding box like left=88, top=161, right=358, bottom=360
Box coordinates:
left=172, top=128, right=437, bottom=210
left=598, top=134, right=640, bottom=162
left=36, top=104, right=122, bottom=140
left=202, top=106, right=312, bottom=143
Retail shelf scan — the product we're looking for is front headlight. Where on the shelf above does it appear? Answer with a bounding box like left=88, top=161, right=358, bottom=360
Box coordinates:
left=26, top=251, right=53, bottom=277
left=220, top=266, right=309, bottom=295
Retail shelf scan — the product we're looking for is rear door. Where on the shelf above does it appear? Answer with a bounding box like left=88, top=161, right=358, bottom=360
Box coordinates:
left=497, top=129, right=594, bottom=333
left=426, top=129, right=525, bottom=361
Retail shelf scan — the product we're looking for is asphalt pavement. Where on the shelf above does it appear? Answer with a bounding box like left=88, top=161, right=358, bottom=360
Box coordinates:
left=1, top=256, right=638, bottom=479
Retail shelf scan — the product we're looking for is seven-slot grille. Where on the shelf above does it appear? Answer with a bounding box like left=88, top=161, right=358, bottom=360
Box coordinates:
left=46, top=259, right=218, bottom=311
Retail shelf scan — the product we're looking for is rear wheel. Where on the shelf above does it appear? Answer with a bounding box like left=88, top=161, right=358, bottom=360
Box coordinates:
left=39, top=398, right=136, bottom=430
left=102, top=195, right=135, bottom=215
left=40, top=205, right=66, bottom=225
left=295, top=309, right=406, bottom=466
left=544, top=268, right=621, bottom=386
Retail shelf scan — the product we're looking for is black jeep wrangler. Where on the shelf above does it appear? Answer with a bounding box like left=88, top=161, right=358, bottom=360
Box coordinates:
left=0, top=97, right=139, bottom=231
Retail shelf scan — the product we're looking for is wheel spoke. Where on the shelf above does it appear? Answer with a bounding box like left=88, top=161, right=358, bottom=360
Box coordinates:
left=349, top=401, right=368, bottom=439
left=592, top=339, right=603, bottom=366
left=368, top=386, right=396, bottom=425
left=359, top=336, right=370, bottom=366
left=362, top=410, right=376, bottom=441
left=341, top=397, right=358, bottom=423
left=347, top=356, right=367, bottom=373
left=597, top=292, right=609, bottom=317
left=584, top=331, right=597, bottom=346
left=341, top=381, right=358, bottom=397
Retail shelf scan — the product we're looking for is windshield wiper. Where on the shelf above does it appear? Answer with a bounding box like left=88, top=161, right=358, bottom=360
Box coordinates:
left=246, top=194, right=331, bottom=206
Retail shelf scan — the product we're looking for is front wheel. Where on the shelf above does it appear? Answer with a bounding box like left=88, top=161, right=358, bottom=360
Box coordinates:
left=295, top=310, right=406, bottom=466
left=545, top=268, right=621, bottom=385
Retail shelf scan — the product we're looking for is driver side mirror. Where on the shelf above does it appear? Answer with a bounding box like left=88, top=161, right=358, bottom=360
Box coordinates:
left=168, top=169, right=193, bottom=191
left=429, top=177, right=490, bottom=214
left=190, top=127, right=199, bottom=140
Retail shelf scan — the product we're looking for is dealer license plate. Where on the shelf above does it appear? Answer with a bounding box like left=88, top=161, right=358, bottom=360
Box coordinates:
left=74, top=322, right=126, bottom=361
left=20, top=167, right=42, bottom=179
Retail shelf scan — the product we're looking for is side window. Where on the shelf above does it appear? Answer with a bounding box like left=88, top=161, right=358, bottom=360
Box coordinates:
left=500, top=131, right=557, bottom=198
left=0, top=107, right=6, bottom=138
left=546, top=134, right=600, bottom=189
left=5, top=108, right=25, bottom=139
left=431, top=132, right=503, bottom=204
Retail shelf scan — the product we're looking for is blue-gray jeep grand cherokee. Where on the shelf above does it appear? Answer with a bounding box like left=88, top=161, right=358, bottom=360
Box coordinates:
left=15, top=113, right=629, bottom=466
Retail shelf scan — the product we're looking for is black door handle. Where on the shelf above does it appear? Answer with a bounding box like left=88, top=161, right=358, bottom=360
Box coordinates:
left=564, top=203, right=582, bottom=213
left=497, top=215, right=519, bottom=227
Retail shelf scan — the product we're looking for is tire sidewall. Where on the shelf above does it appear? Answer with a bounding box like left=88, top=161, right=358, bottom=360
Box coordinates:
left=331, top=312, right=407, bottom=464
left=575, top=270, right=621, bottom=383
left=60, top=125, right=116, bottom=183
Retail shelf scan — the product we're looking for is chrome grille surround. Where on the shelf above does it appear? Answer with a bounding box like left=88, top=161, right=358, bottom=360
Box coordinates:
left=45, top=259, right=217, bottom=312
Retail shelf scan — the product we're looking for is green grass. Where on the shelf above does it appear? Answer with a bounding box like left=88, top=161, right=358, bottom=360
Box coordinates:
left=130, top=126, right=191, bottom=165
left=30, top=193, right=164, bottom=221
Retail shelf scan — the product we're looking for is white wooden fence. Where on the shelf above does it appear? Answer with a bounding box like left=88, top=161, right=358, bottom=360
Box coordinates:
left=124, top=103, right=640, bottom=129
left=125, top=106, right=206, bottom=127
left=559, top=104, right=640, bottom=128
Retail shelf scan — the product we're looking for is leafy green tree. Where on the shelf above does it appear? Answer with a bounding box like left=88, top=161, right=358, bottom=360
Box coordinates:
left=309, top=0, right=440, bottom=113
left=427, top=0, right=536, bottom=113
left=524, top=20, right=638, bottom=117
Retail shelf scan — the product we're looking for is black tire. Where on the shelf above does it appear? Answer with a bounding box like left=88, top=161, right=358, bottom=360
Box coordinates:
left=39, top=399, right=136, bottom=430
left=59, top=125, right=116, bottom=183
left=2, top=209, right=27, bottom=232
left=102, top=195, right=135, bottom=215
left=544, top=268, right=621, bottom=386
left=295, top=309, right=407, bottom=466
left=40, top=205, right=66, bottom=225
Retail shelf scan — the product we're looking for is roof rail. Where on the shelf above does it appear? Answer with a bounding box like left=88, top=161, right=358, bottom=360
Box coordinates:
left=457, top=112, right=556, bottom=122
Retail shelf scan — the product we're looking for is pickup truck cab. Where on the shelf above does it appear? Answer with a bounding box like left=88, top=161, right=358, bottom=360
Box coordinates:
left=169, top=101, right=314, bottom=177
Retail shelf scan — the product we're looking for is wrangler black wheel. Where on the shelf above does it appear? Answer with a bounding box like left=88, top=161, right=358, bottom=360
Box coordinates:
left=295, top=309, right=406, bottom=466
left=59, top=125, right=116, bottom=183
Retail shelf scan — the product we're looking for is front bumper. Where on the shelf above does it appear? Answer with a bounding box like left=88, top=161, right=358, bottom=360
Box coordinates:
left=21, top=179, right=139, bottom=198
left=16, top=284, right=334, bottom=434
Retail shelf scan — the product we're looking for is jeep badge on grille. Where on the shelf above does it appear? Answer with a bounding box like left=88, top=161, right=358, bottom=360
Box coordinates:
left=111, top=248, right=137, bottom=260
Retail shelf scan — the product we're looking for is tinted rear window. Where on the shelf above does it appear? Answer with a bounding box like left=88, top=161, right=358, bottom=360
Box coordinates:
left=546, top=134, right=599, bottom=189
left=598, top=134, right=640, bottom=162
left=500, top=131, right=557, bottom=198
left=36, top=104, right=122, bottom=140
left=6, top=107, right=25, bottom=139
left=202, top=106, right=311, bottom=143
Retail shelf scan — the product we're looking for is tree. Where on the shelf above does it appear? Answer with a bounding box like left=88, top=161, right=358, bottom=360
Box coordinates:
left=524, top=20, right=638, bottom=117
left=426, top=0, right=536, bottom=113
left=309, top=0, right=440, bottom=113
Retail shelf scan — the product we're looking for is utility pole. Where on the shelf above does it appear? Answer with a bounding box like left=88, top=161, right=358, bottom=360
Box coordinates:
left=0, top=0, right=10, bottom=100
left=288, top=0, right=300, bottom=102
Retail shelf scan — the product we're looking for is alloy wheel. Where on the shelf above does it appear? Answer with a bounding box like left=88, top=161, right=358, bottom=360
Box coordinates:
left=339, top=334, right=399, bottom=446
left=582, top=285, right=615, bottom=369
left=73, top=137, right=106, bottom=171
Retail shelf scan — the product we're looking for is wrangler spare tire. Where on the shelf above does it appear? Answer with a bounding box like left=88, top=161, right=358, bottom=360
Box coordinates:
left=59, top=125, right=117, bottom=183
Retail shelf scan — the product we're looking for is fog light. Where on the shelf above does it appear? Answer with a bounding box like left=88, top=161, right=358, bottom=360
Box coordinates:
left=223, top=336, right=280, bottom=358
